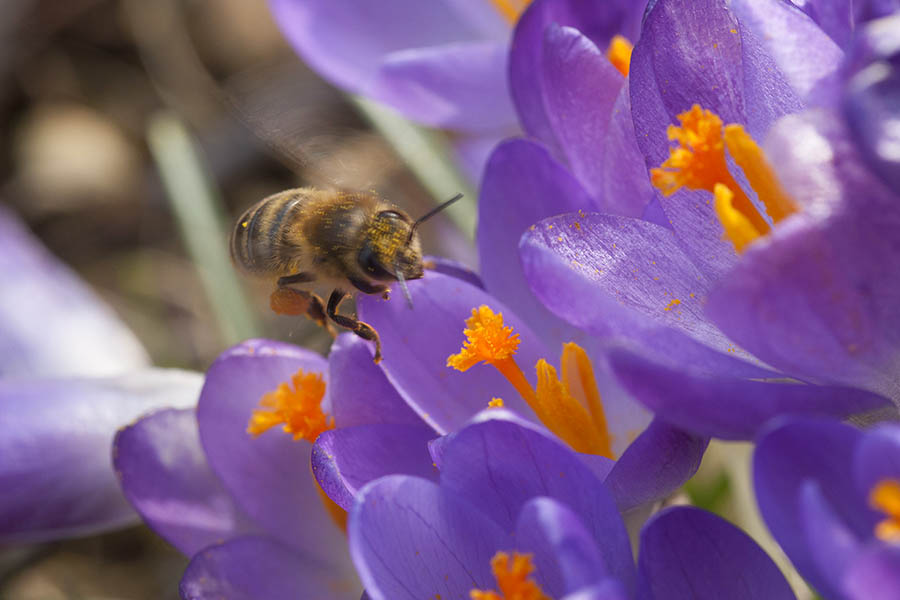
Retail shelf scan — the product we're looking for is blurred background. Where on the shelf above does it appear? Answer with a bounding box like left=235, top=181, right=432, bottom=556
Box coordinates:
left=0, top=0, right=473, bottom=597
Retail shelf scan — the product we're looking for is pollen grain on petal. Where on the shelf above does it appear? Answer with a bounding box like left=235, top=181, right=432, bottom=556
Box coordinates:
left=606, top=34, right=633, bottom=77
left=470, top=552, right=550, bottom=600
left=488, top=397, right=505, bottom=408
left=247, top=369, right=332, bottom=443
left=871, top=479, right=900, bottom=543
left=447, top=305, right=521, bottom=371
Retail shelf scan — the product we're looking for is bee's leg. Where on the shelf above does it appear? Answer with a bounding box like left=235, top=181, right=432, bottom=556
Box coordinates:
left=327, top=289, right=382, bottom=363
left=270, top=287, right=336, bottom=337
left=277, top=272, right=315, bottom=287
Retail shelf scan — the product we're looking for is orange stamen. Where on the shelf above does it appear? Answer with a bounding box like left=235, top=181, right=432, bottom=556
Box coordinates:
left=650, top=104, right=803, bottom=254
left=247, top=369, right=333, bottom=443
left=448, top=306, right=614, bottom=458
left=723, top=124, right=797, bottom=223
left=470, top=552, right=550, bottom=600
left=650, top=104, right=771, bottom=245
left=606, top=34, right=633, bottom=77
left=870, top=479, right=900, bottom=543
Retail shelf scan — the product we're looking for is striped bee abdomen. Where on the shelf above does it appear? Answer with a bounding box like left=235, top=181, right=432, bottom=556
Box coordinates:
left=230, top=190, right=307, bottom=276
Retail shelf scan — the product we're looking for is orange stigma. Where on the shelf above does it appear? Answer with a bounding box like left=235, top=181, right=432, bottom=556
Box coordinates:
left=489, top=0, right=532, bottom=24
left=448, top=306, right=614, bottom=458
left=606, top=35, right=633, bottom=77
left=650, top=104, right=797, bottom=253
left=247, top=369, right=333, bottom=442
left=470, top=552, right=550, bottom=600
left=870, top=479, right=900, bottom=543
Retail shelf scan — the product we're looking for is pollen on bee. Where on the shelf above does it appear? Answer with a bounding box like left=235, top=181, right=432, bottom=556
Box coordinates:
left=241, top=221, right=248, bottom=228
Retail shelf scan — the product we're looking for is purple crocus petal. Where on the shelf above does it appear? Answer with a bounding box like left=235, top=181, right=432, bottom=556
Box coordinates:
left=562, top=580, right=629, bottom=600
left=349, top=475, right=512, bottom=600
left=509, top=0, right=644, bottom=145
left=114, top=408, right=255, bottom=556
left=602, top=83, right=657, bottom=219
left=453, top=131, right=507, bottom=186
left=604, top=418, right=708, bottom=511
left=328, top=334, right=422, bottom=429
left=608, top=347, right=889, bottom=440
left=843, top=14, right=900, bottom=194
left=520, top=211, right=760, bottom=365
left=792, top=0, right=854, bottom=47
left=515, top=497, right=609, bottom=596
left=195, top=339, right=342, bottom=559
left=180, top=535, right=359, bottom=600
left=268, top=0, right=506, bottom=131
left=311, top=424, right=438, bottom=511
left=730, top=0, right=842, bottom=106
left=637, top=506, right=795, bottom=600
left=754, top=418, right=878, bottom=594
left=541, top=24, right=624, bottom=202
left=0, top=206, right=148, bottom=377
left=357, top=271, right=548, bottom=433
left=853, top=424, right=900, bottom=499
left=0, top=369, right=201, bottom=543
left=437, top=413, right=636, bottom=593
left=519, top=214, right=779, bottom=381
left=373, top=41, right=516, bottom=132
left=843, top=545, right=900, bottom=600
left=707, top=110, right=900, bottom=398
left=477, top=138, right=596, bottom=349
left=798, top=481, right=863, bottom=598
left=424, top=255, right=484, bottom=290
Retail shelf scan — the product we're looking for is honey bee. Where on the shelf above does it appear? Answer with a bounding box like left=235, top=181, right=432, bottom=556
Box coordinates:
left=230, top=188, right=462, bottom=362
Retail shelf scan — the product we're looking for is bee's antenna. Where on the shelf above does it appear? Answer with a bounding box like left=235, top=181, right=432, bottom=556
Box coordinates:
left=393, top=261, right=414, bottom=309
left=407, top=193, right=464, bottom=244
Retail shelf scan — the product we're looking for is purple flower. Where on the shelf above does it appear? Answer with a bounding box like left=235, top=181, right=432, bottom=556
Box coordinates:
left=114, top=336, right=425, bottom=598
left=267, top=0, right=522, bottom=134
left=0, top=205, right=199, bottom=543
left=494, top=0, right=899, bottom=438
left=348, top=411, right=795, bottom=600
left=351, top=269, right=707, bottom=513
left=754, top=417, right=900, bottom=599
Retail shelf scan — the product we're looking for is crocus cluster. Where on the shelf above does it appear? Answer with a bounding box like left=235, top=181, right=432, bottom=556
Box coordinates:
left=6, top=1, right=900, bottom=599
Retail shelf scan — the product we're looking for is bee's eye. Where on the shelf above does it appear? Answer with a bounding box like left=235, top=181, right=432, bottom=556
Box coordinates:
left=357, top=243, right=393, bottom=280
left=377, top=210, right=404, bottom=220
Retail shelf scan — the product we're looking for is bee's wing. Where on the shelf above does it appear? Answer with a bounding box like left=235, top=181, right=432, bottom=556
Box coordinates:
left=222, top=61, right=400, bottom=191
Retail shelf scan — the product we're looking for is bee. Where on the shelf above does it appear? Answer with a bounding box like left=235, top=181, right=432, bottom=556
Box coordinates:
left=230, top=188, right=462, bottom=362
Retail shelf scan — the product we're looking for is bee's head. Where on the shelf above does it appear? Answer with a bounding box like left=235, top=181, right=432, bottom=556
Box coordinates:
left=357, top=209, right=424, bottom=283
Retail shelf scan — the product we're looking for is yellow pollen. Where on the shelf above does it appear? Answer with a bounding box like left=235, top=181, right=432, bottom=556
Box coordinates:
left=447, top=306, right=521, bottom=371
left=448, top=307, right=614, bottom=458
left=870, top=479, right=900, bottom=543
left=470, top=552, right=550, bottom=600
left=664, top=298, right=682, bottom=312
left=489, top=0, right=532, bottom=24
left=246, top=369, right=332, bottom=443
left=650, top=104, right=802, bottom=253
left=606, top=35, right=633, bottom=77
left=489, top=397, right=505, bottom=408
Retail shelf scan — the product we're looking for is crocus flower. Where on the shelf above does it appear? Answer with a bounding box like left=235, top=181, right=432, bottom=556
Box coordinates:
left=349, top=269, right=708, bottom=514
left=114, top=335, right=427, bottom=598
left=754, top=417, right=900, bottom=599
left=267, top=0, right=523, bottom=134
left=0, top=205, right=202, bottom=543
left=501, top=0, right=899, bottom=438
left=348, top=410, right=795, bottom=600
